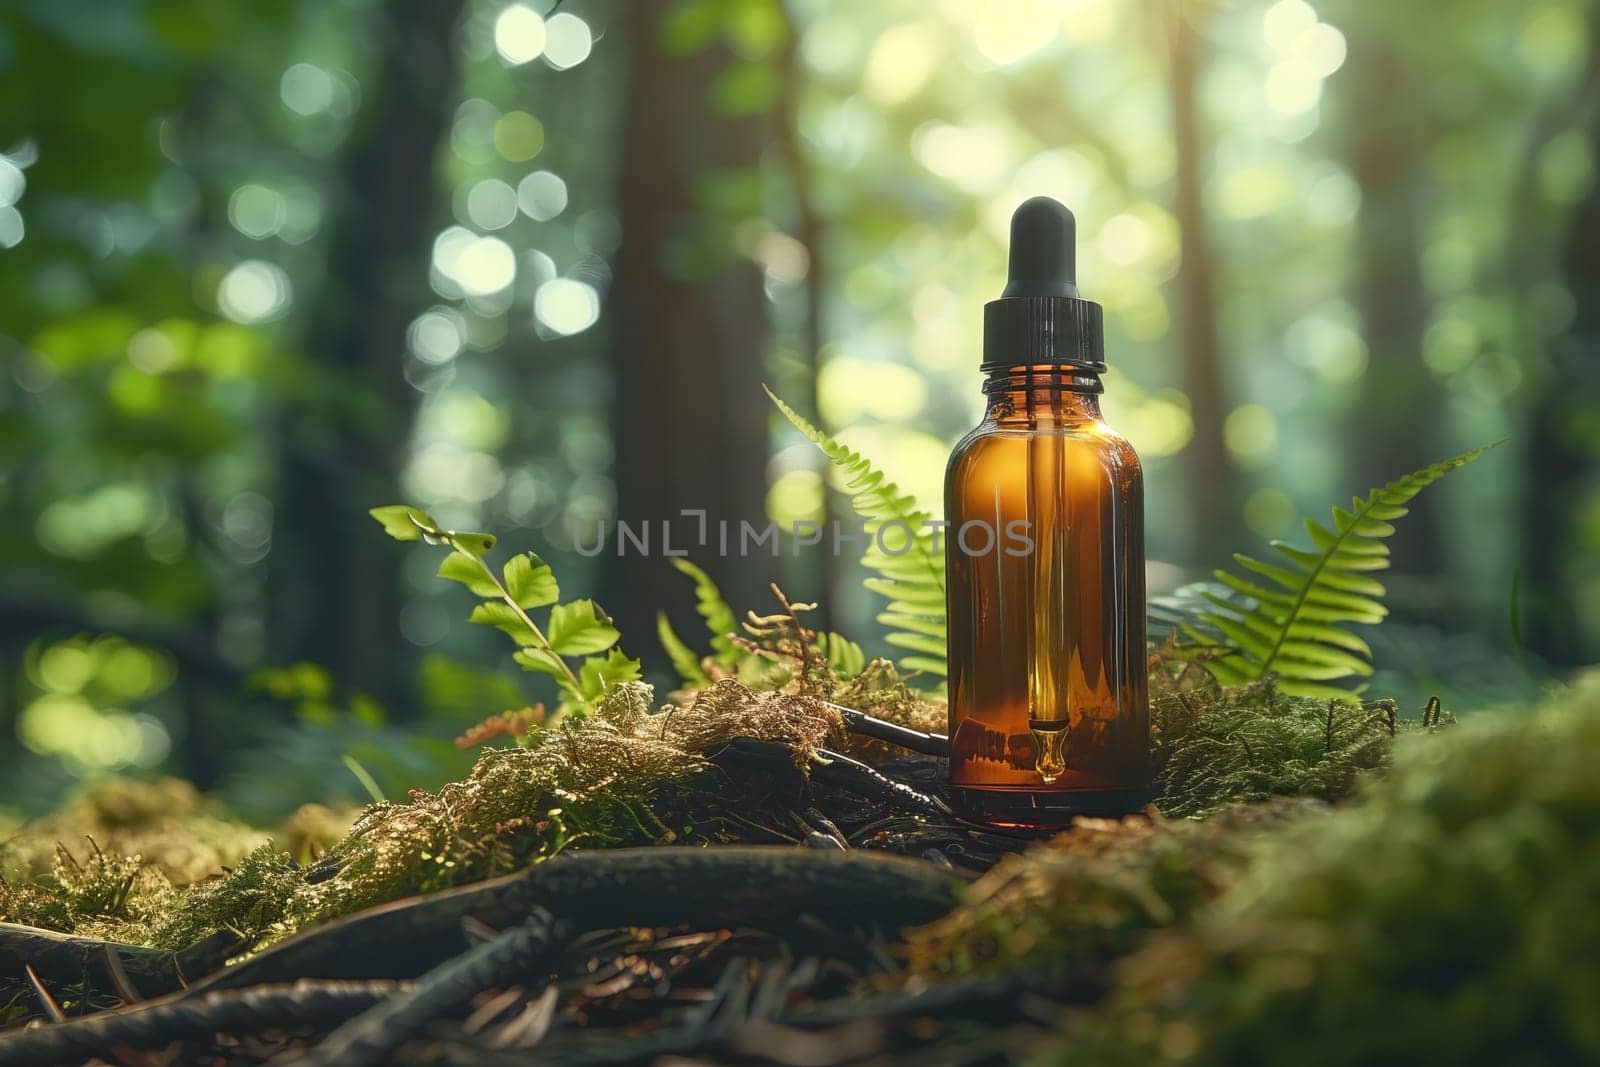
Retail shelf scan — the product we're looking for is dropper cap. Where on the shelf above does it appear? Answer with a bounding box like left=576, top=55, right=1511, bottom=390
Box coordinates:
left=982, top=196, right=1105, bottom=373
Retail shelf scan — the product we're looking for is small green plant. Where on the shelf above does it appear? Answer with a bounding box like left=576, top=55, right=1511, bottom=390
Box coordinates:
left=766, top=387, right=946, bottom=679
left=1190, top=446, right=1492, bottom=697
left=657, top=559, right=866, bottom=693
left=656, top=558, right=743, bottom=690
left=369, top=505, right=639, bottom=719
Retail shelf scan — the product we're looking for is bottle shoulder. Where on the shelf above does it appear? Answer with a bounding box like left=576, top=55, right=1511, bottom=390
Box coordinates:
left=949, top=417, right=1142, bottom=464
left=946, top=418, right=1143, bottom=508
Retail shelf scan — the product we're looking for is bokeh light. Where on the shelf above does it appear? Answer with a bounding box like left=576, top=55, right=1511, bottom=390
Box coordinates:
left=279, top=62, right=356, bottom=118
left=409, top=307, right=466, bottom=365
left=543, top=12, right=593, bottom=70
left=534, top=278, right=601, bottom=335
left=0, top=206, right=22, bottom=248
left=1261, top=0, right=1347, bottom=116
left=466, top=178, right=518, bottom=229
left=229, top=184, right=288, bottom=239
left=818, top=357, right=927, bottom=423
left=1224, top=404, right=1280, bottom=464
left=516, top=170, right=568, bottom=221
left=18, top=636, right=175, bottom=772
left=433, top=227, right=517, bottom=296
left=493, top=110, right=544, bottom=162
left=456, top=236, right=517, bottom=295
left=0, top=155, right=24, bottom=206
left=494, top=3, right=547, bottom=66
left=218, top=259, right=293, bottom=323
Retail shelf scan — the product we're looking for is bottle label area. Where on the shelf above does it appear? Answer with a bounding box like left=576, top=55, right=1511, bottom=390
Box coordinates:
left=945, top=421, right=1150, bottom=794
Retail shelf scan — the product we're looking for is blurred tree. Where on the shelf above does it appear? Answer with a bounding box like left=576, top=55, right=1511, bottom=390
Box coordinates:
left=268, top=0, right=465, bottom=709
left=773, top=0, right=837, bottom=624
left=1334, top=9, right=1444, bottom=574
left=1166, top=0, right=1233, bottom=565
left=1511, top=10, right=1600, bottom=666
left=606, top=0, right=774, bottom=645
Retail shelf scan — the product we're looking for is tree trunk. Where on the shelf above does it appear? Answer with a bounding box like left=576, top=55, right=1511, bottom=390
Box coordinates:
left=1341, top=33, right=1441, bottom=573
left=1168, top=4, right=1232, bottom=568
left=268, top=0, right=463, bottom=709
left=1515, top=18, right=1600, bottom=668
left=1526, top=130, right=1600, bottom=666
left=774, top=0, right=835, bottom=629
left=608, top=1, right=773, bottom=646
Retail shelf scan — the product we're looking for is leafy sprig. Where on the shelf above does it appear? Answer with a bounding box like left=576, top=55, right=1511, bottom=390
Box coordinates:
left=657, top=560, right=864, bottom=691
left=369, top=505, right=639, bottom=717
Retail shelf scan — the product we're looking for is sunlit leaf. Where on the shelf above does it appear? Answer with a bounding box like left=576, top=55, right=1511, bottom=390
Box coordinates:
left=469, top=602, right=538, bottom=646
left=548, top=599, right=621, bottom=656
left=369, top=505, right=438, bottom=542
left=671, top=558, right=742, bottom=665
left=437, top=552, right=500, bottom=597
left=504, top=552, right=559, bottom=609
left=819, top=632, right=865, bottom=678
left=514, top=645, right=569, bottom=679
left=449, top=531, right=497, bottom=556
left=577, top=648, right=643, bottom=702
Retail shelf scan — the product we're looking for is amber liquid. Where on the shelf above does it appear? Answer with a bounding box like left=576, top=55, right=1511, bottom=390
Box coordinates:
left=945, top=367, right=1149, bottom=825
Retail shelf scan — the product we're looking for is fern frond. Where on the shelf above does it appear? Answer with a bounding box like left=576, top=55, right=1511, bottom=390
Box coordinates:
left=765, top=386, right=947, bottom=679
left=1199, top=445, right=1492, bottom=697
left=816, top=631, right=866, bottom=678
left=670, top=558, right=742, bottom=666
left=657, top=613, right=711, bottom=689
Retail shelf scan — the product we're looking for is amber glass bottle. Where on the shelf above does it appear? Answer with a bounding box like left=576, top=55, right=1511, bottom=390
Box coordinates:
left=945, top=197, right=1150, bottom=826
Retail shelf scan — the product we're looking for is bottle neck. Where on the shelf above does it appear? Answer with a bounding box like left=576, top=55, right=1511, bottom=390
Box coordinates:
left=982, top=364, right=1104, bottom=426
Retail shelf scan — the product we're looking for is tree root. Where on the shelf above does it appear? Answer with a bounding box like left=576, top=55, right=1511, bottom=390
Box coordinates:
left=827, top=702, right=949, bottom=757
left=0, top=925, right=180, bottom=1008
left=296, top=909, right=568, bottom=1067
left=0, top=979, right=406, bottom=1067
left=705, top=737, right=952, bottom=817
left=812, top=748, right=952, bottom=817
left=200, top=846, right=958, bottom=990
left=0, top=848, right=961, bottom=1063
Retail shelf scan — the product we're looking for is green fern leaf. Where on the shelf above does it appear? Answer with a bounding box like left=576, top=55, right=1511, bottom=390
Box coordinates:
left=670, top=558, right=742, bottom=666
left=657, top=612, right=712, bottom=689
left=766, top=387, right=946, bottom=678
left=1200, top=445, right=1492, bottom=696
left=817, top=631, right=866, bottom=678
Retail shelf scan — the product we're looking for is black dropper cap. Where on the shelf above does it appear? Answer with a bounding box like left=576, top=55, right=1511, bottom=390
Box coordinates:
left=981, top=196, right=1105, bottom=373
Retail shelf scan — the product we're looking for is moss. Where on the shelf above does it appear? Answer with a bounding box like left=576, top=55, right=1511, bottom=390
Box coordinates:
left=1064, top=681, right=1600, bottom=1065
left=903, top=802, right=1309, bottom=981
left=902, top=676, right=1458, bottom=989
left=0, top=777, right=270, bottom=887
left=1151, top=676, right=1422, bottom=818
left=0, top=840, right=176, bottom=941
left=1, top=679, right=853, bottom=955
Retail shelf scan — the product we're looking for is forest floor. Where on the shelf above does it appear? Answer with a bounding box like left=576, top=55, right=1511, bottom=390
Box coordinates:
left=1, top=673, right=1597, bottom=1066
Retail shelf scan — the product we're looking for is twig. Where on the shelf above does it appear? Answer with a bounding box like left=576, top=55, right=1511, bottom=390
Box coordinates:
left=23, top=966, right=64, bottom=1023
left=101, top=944, right=144, bottom=1005
left=296, top=909, right=567, bottom=1067
left=825, top=702, right=949, bottom=757
left=0, top=980, right=406, bottom=1067
left=810, top=748, right=952, bottom=817
left=487, top=984, right=558, bottom=1049
left=0, top=924, right=182, bottom=1001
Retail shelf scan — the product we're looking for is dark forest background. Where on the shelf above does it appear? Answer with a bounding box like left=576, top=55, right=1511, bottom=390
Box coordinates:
left=1, top=0, right=1596, bottom=817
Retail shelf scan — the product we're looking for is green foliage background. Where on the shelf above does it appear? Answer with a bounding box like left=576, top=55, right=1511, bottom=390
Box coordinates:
left=0, top=0, right=1595, bottom=814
